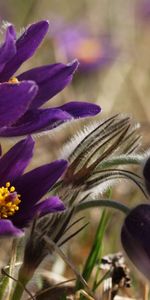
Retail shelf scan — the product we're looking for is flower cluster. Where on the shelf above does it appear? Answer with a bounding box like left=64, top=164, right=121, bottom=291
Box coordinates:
left=0, top=19, right=102, bottom=298
left=0, top=20, right=101, bottom=234
left=0, top=16, right=149, bottom=300
left=0, top=20, right=100, bottom=136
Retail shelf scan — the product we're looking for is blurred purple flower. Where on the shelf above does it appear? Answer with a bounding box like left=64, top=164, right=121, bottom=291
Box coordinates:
left=0, top=20, right=101, bottom=136
left=54, top=24, right=116, bottom=72
left=121, top=204, right=150, bottom=280
left=0, top=136, right=67, bottom=237
left=136, top=0, right=150, bottom=22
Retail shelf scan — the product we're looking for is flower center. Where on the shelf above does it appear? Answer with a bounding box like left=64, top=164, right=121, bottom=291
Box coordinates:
left=74, top=38, right=102, bottom=63
left=0, top=182, right=21, bottom=219
left=8, top=77, right=19, bottom=84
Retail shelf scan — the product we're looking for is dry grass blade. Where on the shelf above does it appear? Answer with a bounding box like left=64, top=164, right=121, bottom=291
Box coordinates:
left=43, top=236, right=94, bottom=298
left=27, top=278, right=76, bottom=300
left=63, top=216, right=86, bottom=234
left=53, top=209, right=75, bottom=243
left=1, top=269, right=35, bottom=300
left=59, top=221, right=89, bottom=247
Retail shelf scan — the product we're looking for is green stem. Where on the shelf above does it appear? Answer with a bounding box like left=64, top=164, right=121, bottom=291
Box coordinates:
left=8, top=239, right=19, bottom=299
left=11, top=265, right=33, bottom=300
left=96, top=155, right=143, bottom=169
left=76, top=199, right=130, bottom=215
left=93, top=270, right=111, bottom=291
left=0, top=275, right=9, bottom=300
left=11, top=281, right=27, bottom=300
left=0, top=239, right=18, bottom=300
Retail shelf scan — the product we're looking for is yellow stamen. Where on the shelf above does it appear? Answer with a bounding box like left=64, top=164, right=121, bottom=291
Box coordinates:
left=0, top=182, right=21, bottom=219
left=8, top=77, right=19, bottom=84
left=10, top=186, right=15, bottom=192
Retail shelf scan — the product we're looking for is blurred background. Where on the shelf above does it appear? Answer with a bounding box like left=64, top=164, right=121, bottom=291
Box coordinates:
left=0, top=0, right=150, bottom=135
left=0, top=0, right=150, bottom=297
left=1, top=0, right=150, bottom=121
left=1, top=0, right=150, bottom=151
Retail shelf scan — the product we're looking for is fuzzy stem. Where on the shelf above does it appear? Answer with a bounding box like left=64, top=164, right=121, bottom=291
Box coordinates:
left=11, top=282, right=26, bottom=300
left=0, top=239, right=18, bottom=300
left=97, top=155, right=143, bottom=169
left=7, top=239, right=19, bottom=300
left=11, top=265, right=34, bottom=300
left=0, top=275, right=9, bottom=300
left=76, top=199, right=130, bottom=215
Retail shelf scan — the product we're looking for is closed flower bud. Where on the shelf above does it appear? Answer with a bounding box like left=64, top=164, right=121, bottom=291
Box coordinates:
left=121, top=204, right=150, bottom=280
left=143, top=156, right=150, bottom=195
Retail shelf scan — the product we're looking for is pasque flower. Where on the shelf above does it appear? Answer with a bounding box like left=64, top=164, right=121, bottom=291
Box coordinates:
left=143, top=156, right=150, bottom=195
left=54, top=23, right=116, bottom=72
left=0, top=136, right=67, bottom=237
left=121, top=157, right=150, bottom=280
left=121, top=204, right=150, bottom=280
left=0, top=20, right=100, bottom=136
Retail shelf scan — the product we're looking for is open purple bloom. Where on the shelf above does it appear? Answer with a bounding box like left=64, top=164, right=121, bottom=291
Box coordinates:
left=54, top=23, right=117, bottom=72
left=0, top=20, right=101, bottom=136
left=121, top=204, right=150, bottom=280
left=0, top=136, right=67, bottom=237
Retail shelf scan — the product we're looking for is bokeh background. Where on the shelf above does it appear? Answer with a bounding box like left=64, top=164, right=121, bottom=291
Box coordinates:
left=0, top=0, right=150, bottom=298
left=1, top=0, right=150, bottom=152
left=1, top=0, right=150, bottom=119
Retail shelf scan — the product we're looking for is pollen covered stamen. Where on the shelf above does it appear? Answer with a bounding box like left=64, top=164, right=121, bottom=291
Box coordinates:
left=0, top=182, right=21, bottom=219
left=8, top=77, right=19, bottom=84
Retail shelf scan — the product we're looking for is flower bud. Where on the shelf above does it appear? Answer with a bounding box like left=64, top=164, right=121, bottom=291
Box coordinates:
left=143, top=157, right=150, bottom=195
left=121, top=204, right=150, bottom=280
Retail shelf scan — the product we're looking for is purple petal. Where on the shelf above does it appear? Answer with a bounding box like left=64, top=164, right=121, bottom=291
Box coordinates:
left=0, top=136, right=34, bottom=185
left=143, top=156, right=150, bottom=195
left=0, top=25, right=16, bottom=73
left=35, top=196, right=65, bottom=215
left=13, top=196, right=65, bottom=228
left=0, top=81, right=38, bottom=127
left=0, top=20, right=49, bottom=81
left=0, top=219, right=23, bottom=237
left=0, top=108, right=72, bottom=136
left=121, top=204, right=150, bottom=280
left=14, top=160, right=68, bottom=214
left=58, top=101, right=101, bottom=117
left=18, top=60, right=79, bottom=109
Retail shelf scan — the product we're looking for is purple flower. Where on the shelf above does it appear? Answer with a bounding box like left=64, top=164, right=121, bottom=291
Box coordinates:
left=0, top=20, right=101, bottom=136
left=143, top=156, right=150, bottom=195
left=136, top=0, right=150, bottom=22
left=0, top=136, right=67, bottom=237
left=121, top=204, right=150, bottom=280
left=54, top=23, right=116, bottom=72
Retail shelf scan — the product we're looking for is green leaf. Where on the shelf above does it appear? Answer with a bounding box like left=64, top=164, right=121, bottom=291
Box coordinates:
left=75, top=210, right=110, bottom=291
